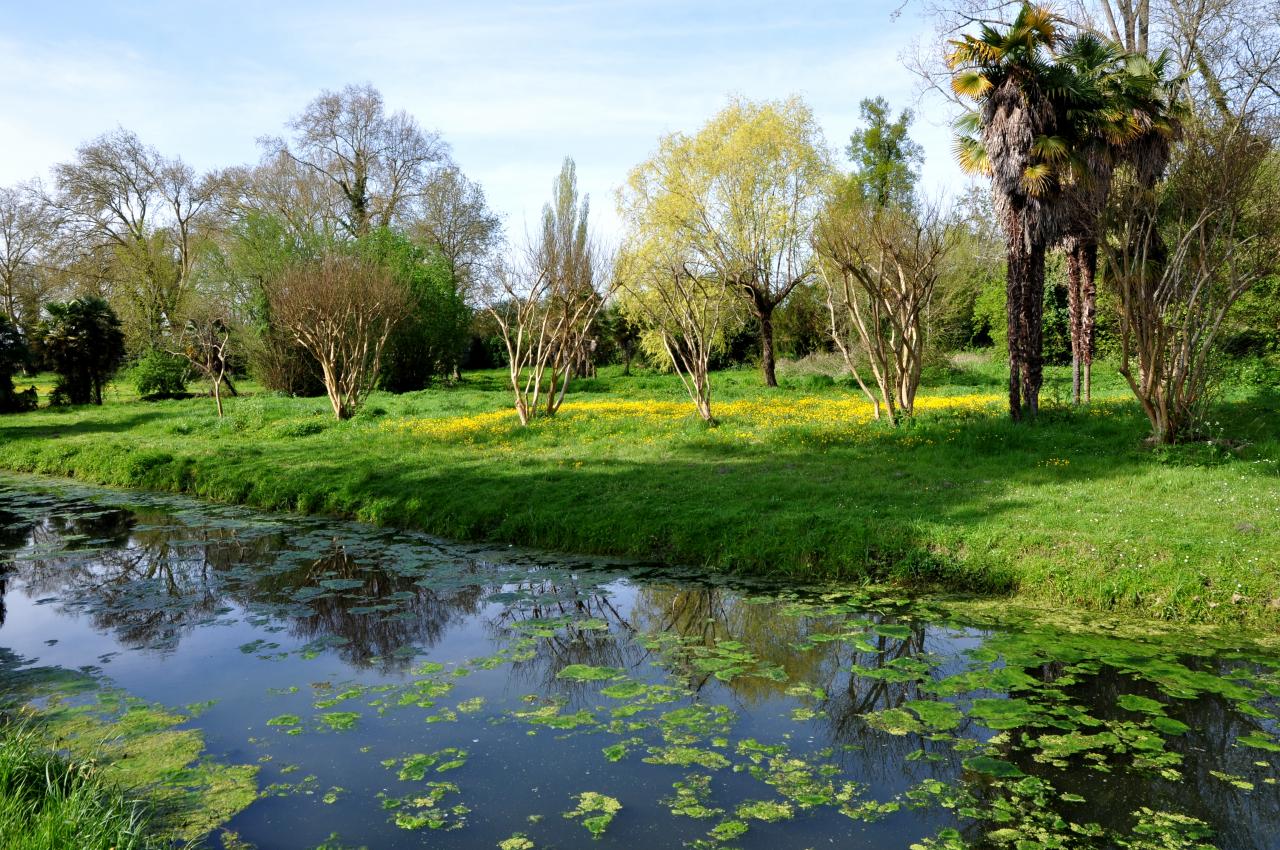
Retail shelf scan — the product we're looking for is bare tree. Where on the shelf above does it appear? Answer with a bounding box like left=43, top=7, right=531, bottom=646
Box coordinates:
left=412, top=166, right=503, bottom=293
left=816, top=199, right=954, bottom=423
left=265, top=84, right=448, bottom=237
left=169, top=305, right=235, bottom=418
left=616, top=240, right=732, bottom=423
left=0, top=184, right=51, bottom=329
left=266, top=254, right=408, bottom=420
left=482, top=159, right=608, bottom=425
left=220, top=150, right=343, bottom=239
left=1103, top=120, right=1280, bottom=443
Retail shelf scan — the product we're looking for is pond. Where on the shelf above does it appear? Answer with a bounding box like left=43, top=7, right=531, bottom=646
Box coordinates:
left=0, top=474, right=1277, bottom=849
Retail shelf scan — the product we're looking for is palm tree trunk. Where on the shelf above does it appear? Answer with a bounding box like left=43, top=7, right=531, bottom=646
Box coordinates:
left=1022, top=241, right=1045, bottom=419
left=1065, top=235, right=1084, bottom=405
left=1080, top=240, right=1097, bottom=404
left=1007, top=243, right=1027, bottom=421
left=1006, top=237, right=1046, bottom=420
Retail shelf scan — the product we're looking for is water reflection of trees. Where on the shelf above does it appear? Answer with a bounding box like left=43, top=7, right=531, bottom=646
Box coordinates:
left=0, top=507, right=33, bottom=628
left=17, top=510, right=261, bottom=652
left=984, top=659, right=1280, bottom=850
left=246, top=542, right=488, bottom=672
left=631, top=586, right=828, bottom=702
left=0, top=504, right=495, bottom=671
left=490, top=576, right=639, bottom=698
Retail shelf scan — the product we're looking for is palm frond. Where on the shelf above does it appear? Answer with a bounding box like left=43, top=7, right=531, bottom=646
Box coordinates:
left=1030, top=134, right=1071, bottom=163
left=1021, top=162, right=1054, bottom=195
left=951, top=69, right=993, bottom=98
left=953, top=135, right=992, bottom=175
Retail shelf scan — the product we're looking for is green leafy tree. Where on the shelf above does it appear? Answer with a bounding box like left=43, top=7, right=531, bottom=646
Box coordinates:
left=227, top=213, right=327, bottom=396
left=130, top=349, right=189, bottom=398
left=0, top=314, right=37, bottom=412
left=845, top=97, right=923, bottom=209
left=34, top=297, right=126, bottom=405
left=356, top=228, right=470, bottom=392
left=619, top=96, right=832, bottom=388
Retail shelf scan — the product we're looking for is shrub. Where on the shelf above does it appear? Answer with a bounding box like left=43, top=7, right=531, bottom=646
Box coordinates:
left=0, top=315, right=37, bottom=413
left=131, top=351, right=190, bottom=398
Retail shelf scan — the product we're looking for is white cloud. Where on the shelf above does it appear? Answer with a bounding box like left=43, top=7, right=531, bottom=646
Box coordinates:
left=1, top=1, right=969, bottom=239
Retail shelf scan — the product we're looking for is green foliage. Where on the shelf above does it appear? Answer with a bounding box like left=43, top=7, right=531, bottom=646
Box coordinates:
left=355, top=228, right=469, bottom=392
left=844, top=96, right=923, bottom=209
left=0, top=721, right=153, bottom=850
left=1, top=362, right=1280, bottom=626
left=33, top=297, right=126, bottom=405
left=229, top=213, right=326, bottom=396
left=972, top=255, right=1072, bottom=364
left=0, top=315, right=37, bottom=413
left=130, top=350, right=190, bottom=398
left=773, top=282, right=830, bottom=358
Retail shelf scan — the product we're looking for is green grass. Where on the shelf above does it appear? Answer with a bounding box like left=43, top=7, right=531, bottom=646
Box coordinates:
left=0, top=720, right=154, bottom=850
left=2, top=356, right=1278, bottom=627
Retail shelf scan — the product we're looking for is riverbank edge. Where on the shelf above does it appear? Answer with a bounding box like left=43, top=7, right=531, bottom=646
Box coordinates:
left=2, top=464, right=1277, bottom=643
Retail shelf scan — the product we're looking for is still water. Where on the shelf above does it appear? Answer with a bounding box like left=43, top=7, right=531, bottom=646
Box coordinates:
left=0, top=475, right=1277, bottom=849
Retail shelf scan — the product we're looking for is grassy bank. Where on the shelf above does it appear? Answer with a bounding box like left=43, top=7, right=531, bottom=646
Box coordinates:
left=2, top=358, right=1278, bottom=627
left=0, top=720, right=153, bottom=850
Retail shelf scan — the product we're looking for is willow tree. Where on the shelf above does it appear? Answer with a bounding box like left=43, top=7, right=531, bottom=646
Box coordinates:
left=619, top=96, right=831, bottom=388
left=949, top=4, right=1077, bottom=420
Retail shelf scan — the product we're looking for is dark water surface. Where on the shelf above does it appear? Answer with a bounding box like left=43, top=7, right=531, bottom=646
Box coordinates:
left=0, top=475, right=1277, bottom=849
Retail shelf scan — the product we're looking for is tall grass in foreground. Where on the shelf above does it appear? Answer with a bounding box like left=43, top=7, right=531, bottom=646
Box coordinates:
left=0, top=719, right=154, bottom=850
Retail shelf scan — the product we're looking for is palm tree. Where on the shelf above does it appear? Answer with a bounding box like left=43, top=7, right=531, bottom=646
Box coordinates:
left=949, top=4, right=1079, bottom=420
left=1055, top=39, right=1184, bottom=404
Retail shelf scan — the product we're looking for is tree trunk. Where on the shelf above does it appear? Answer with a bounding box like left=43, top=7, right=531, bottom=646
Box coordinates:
left=1079, top=240, right=1097, bottom=404
left=759, top=308, right=777, bottom=388
left=1064, top=236, right=1099, bottom=406
left=1006, top=243, right=1026, bottom=421
left=1006, top=237, right=1046, bottom=420
left=1022, top=241, right=1045, bottom=419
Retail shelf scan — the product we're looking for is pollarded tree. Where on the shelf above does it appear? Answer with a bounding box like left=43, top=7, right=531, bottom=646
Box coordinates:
left=616, top=237, right=734, bottom=424
left=949, top=4, right=1079, bottom=420
left=1104, top=120, right=1280, bottom=443
left=482, top=159, right=609, bottom=425
left=170, top=306, right=234, bottom=418
left=266, top=254, right=408, bottom=420
left=34, top=297, right=126, bottom=405
left=620, top=96, right=833, bottom=388
left=816, top=197, right=954, bottom=423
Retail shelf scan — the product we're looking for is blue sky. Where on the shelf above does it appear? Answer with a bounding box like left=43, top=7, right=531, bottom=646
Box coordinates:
left=0, top=0, right=967, bottom=236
